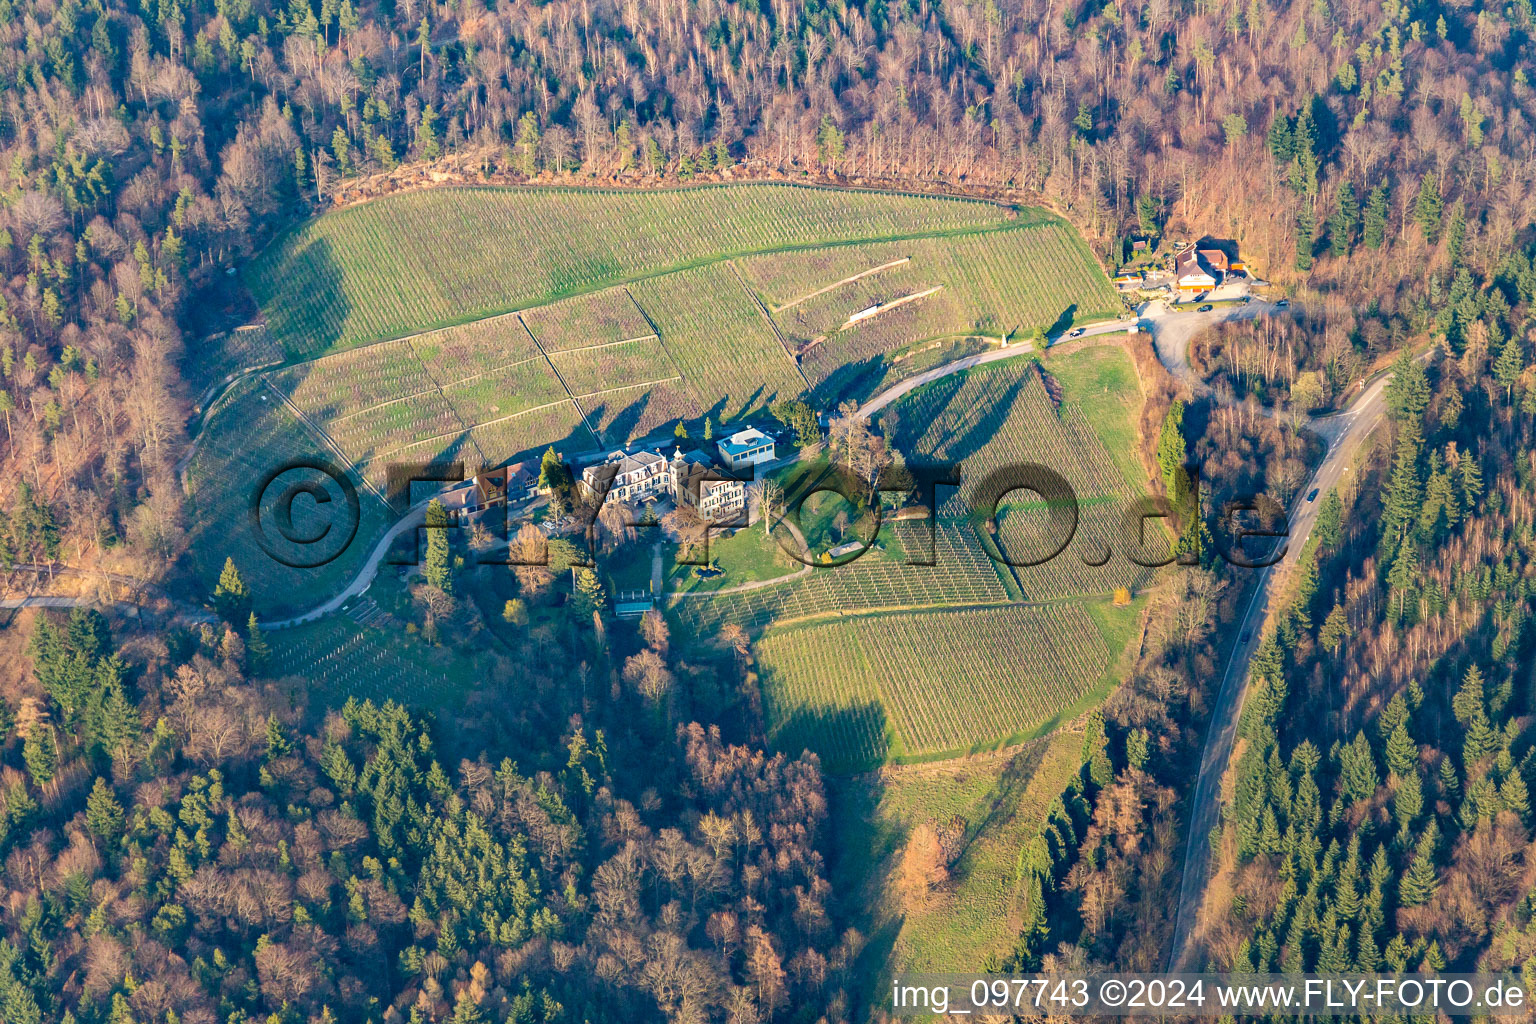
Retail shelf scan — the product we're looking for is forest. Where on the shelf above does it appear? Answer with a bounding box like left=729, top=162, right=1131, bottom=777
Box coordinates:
left=0, top=0, right=1532, bottom=1018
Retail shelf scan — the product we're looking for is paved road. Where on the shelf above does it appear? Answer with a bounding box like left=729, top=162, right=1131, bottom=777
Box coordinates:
left=852, top=315, right=1146, bottom=419
left=1165, top=365, right=1401, bottom=969
left=260, top=501, right=433, bottom=630
left=1, top=564, right=216, bottom=621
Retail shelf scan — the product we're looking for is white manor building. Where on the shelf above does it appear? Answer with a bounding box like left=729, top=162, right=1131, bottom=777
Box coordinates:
left=580, top=447, right=746, bottom=519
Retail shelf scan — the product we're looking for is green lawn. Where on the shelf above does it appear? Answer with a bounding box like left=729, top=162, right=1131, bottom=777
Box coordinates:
left=666, top=527, right=802, bottom=593
left=601, top=541, right=656, bottom=597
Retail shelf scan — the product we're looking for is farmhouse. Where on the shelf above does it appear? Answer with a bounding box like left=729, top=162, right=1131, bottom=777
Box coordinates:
left=471, top=471, right=506, bottom=511
left=450, top=460, right=540, bottom=515
left=1174, top=245, right=1220, bottom=298
left=718, top=427, right=776, bottom=470
left=1198, top=248, right=1230, bottom=274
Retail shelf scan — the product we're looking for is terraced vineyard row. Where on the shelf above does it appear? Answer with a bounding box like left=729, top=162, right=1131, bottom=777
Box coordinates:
left=519, top=288, right=654, bottom=352
left=757, top=602, right=1111, bottom=771
left=670, top=522, right=1011, bottom=635
left=578, top=382, right=700, bottom=444
left=628, top=265, right=805, bottom=420
left=248, top=184, right=1020, bottom=356
left=265, top=292, right=682, bottom=473
left=738, top=249, right=916, bottom=308
left=354, top=400, right=599, bottom=487
left=439, top=358, right=568, bottom=424
left=323, top=389, right=464, bottom=463
left=269, top=339, right=437, bottom=418
left=409, top=314, right=543, bottom=382
left=551, top=336, right=683, bottom=397
left=267, top=616, right=476, bottom=708
left=467, top=404, right=598, bottom=467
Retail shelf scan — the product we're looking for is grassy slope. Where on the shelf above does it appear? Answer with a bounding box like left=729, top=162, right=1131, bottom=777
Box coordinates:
left=1043, top=344, right=1146, bottom=491
left=831, top=732, right=1085, bottom=1003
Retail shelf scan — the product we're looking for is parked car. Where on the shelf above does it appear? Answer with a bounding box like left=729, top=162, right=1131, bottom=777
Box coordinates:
left=1068, top=327, right=1086, bottom=338
left=1275, top=298, right=1290, bottom=307
left=1307, top=488, right=1320, bottom=502
left=1196, top=303, right=1214, bottom=312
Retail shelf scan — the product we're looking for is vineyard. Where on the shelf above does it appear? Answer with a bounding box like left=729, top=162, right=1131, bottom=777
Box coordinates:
left=409, top=314, right=543, bottom=381
left=750, top=226, right=1121, bottom=402
left=757, top=602, right=1112, bottom=772
left=216, top=184, right=1128, bottom=480
left=812, top=335, right=995, bottom=404
left=186, top=324, right=283, bottom=408
left=467, top=405, right=597, bottom=466
left=245, top=183, right=1020, bottom=357
left=627, top=264, right=806, bottom=420
left=438, top=359, right=569, bottom=424
left=262, top=309, right=597, bottom=477
left=268, top=339, right=437, bottom=418
left=266, top=616, right=477, bottom=709
left=518, top=288, right=655, bottom=352
left=181, top=377, right=394, bottom=618
left=879, top=356, right=1155, bottom=600
left=253, top=253, right=824, bottom=475
left=550, top=336, right=683, bottom=397
left=578, top=382, right=700, bottom=444
left=670, top=522, right=1015, bottom=635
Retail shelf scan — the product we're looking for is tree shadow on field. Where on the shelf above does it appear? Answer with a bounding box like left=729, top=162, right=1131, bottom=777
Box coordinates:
left=949, top=741, right=1049, bottom=873
left=890, top=370, right=1034, bottom=469
left=1045, top=303, right=1078, bottom=340
left=738, top=385, right=768, bottom=422
left=267, top=235, right=352, bottom=359
left=767, top=696, right=891, bottom=777
left=582, top=391, right=652, bottom=447
left=381, top=431, right=479, bottom=513
left=812, top=355, right=885, bottom=407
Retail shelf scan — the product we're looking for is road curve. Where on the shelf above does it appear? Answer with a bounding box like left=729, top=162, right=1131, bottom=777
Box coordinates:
left=1166, top=366, right=1401, bottom=969
left=260, top=501, right=432, bottom=630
